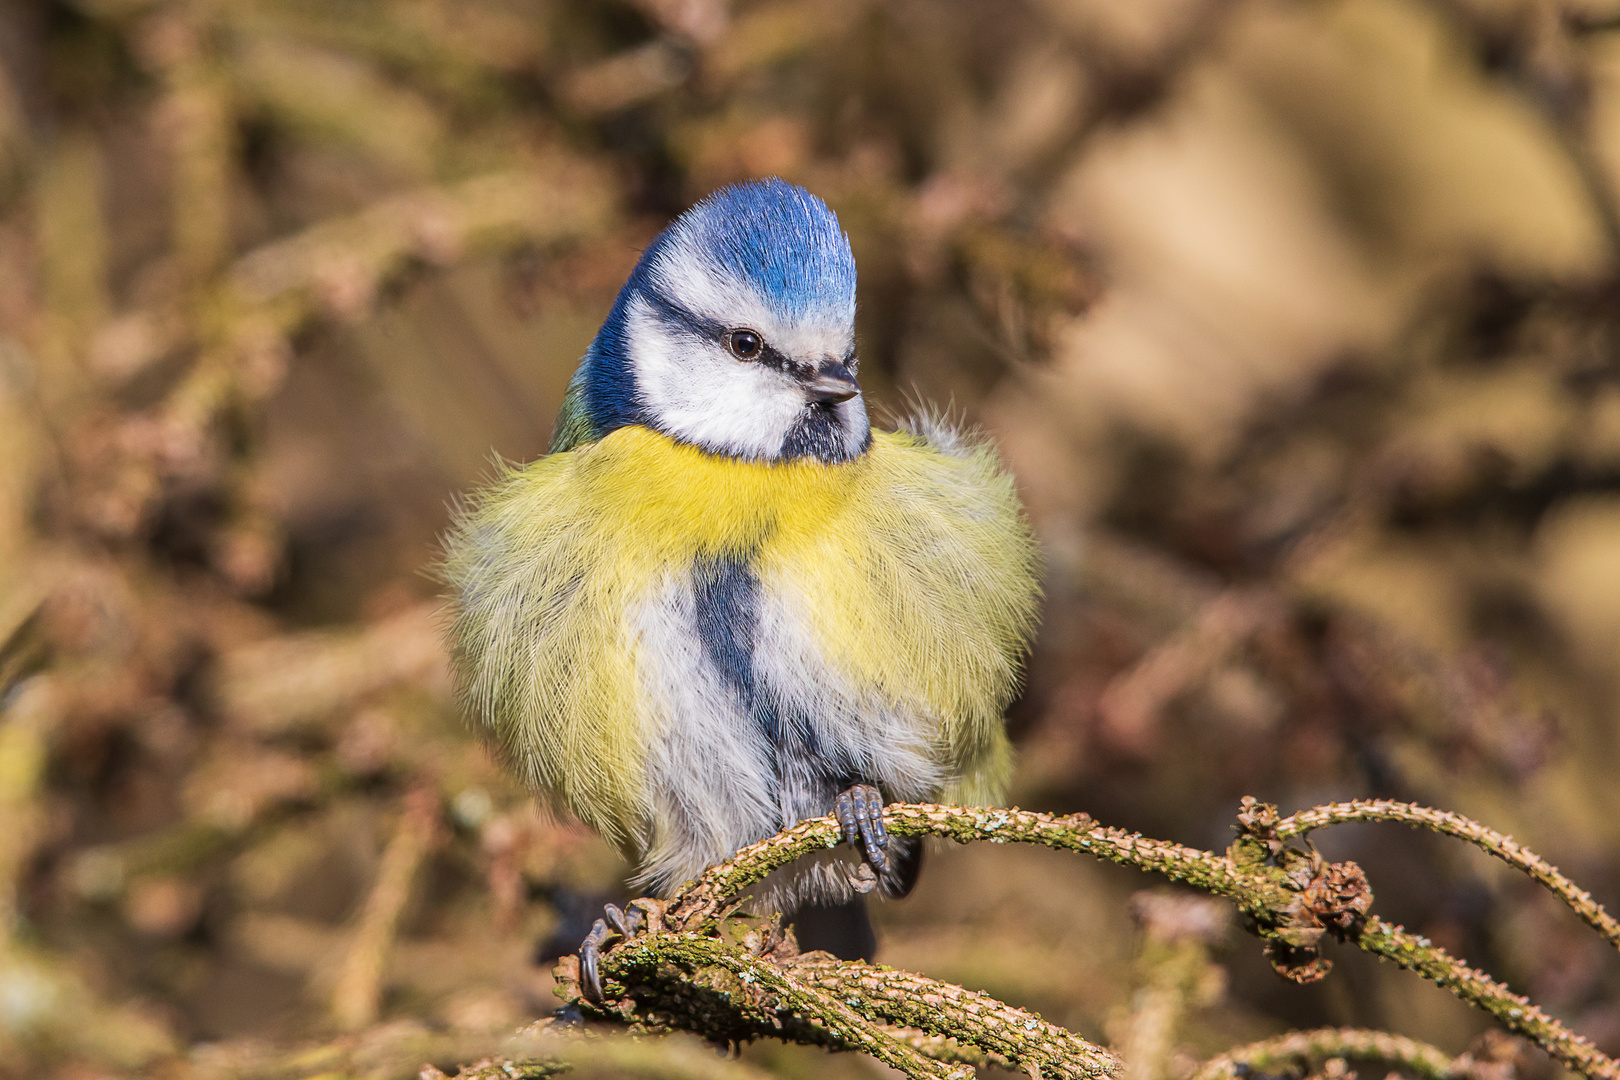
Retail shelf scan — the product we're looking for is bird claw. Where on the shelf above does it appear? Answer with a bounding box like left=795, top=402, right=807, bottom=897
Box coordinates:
left=578, top=917, right=612, bottom=1005
left=834, top=783, right=889, bottom=874
left=577, top=899, right=658, bottom=1005
left=603, top=901, right=643, bottom=937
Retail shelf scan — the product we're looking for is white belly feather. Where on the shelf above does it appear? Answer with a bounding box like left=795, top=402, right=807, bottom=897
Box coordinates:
left=630, top=562, right=942, bottom=905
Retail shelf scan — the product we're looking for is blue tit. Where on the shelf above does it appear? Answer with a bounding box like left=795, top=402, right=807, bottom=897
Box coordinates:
left=441, top=178, right=1039, bottom=978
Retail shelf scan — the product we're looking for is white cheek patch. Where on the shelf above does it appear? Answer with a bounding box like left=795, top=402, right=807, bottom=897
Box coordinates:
left=627, top=298, right=807, bottom=459
left=627, top=237, right=869, bottom=460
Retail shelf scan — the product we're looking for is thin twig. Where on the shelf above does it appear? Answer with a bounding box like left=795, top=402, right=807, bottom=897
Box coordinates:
left=1276, top=799, right=1620, bottom=951
left=1352, top=916, right=1615, bottom=1080
left=329, top=786, right=442, bottom=1030
left=1096, top=588, right=1284, bottom=755
left=1193, top=1027, right=1457, bottom=1080
left=1117, top=893, right=1231, bottom=1080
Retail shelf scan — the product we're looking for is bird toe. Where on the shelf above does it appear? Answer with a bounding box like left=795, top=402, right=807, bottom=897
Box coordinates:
left=578, top=917, right=611, bottom=1004
left=835, top=782, right=890, bottom=874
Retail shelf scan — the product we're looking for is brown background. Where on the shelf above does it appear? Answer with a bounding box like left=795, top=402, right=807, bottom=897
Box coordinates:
left=1, top=0, right=1619, bottom=1076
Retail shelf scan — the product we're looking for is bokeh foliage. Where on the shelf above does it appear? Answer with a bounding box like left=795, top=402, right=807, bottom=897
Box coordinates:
left=1, top=0, right=1619, bottom=1076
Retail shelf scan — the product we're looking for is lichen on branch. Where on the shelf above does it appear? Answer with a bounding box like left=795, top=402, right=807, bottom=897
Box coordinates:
left=1192, top=1027, right=1457, bottom=1080
left=559, top=799, right=1620, bottom=1080
left=1276, top=799, right=1620, bottom=952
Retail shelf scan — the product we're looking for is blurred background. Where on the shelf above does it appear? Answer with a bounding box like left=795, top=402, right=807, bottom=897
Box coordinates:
left=2, top=0, right=1620, bottom=1076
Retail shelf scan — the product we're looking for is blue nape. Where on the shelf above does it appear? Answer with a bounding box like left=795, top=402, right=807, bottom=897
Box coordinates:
left=577, top=269, right=651, bottom=441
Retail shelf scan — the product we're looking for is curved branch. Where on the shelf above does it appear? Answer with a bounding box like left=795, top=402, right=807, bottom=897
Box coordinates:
left=1352, top=917, right=1615, bottom=1080
left=578, top=913, right=1117, bottom=1078
left=792, top=956, right=1117, bottom=1079
left=593, top=932, right=974, bottom=1080
left=1276, top=800, right=1620, bottom=951
left=695, top=804, right=1614, bottom=1077
left=666, top=804, right=1285, bottom=930
left=580, top=802, right=1619, bottom=1080
left=1194, top=1027, right=1457, bottom=1080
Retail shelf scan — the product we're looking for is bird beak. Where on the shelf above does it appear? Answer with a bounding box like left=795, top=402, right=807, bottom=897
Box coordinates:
left=805, top=361, right=859, bottom=404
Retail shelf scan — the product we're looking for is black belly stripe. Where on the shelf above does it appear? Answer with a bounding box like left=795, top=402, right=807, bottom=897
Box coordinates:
left=692, top=554, right=854, bottom=810
left=692, top=553, right=769, bottom=737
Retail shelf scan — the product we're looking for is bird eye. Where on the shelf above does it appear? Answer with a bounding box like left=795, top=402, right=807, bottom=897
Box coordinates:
left=726, top=329, right=763, bottom=360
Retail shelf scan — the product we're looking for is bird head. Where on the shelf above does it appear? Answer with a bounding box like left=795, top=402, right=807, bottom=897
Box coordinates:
left=579, top=178, right=869, bottom=463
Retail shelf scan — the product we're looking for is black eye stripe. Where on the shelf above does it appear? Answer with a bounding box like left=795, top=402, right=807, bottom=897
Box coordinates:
left=757, top=344, right=790, bottom=373
left=640, top=289, right=834, bottom=376
left=642, top=290, right=726, bottom=340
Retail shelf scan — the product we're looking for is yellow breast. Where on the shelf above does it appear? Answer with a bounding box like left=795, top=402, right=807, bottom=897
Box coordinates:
left=570, top=423, right=872, bottom=561
left=444, top=422, right=1039, bottom=842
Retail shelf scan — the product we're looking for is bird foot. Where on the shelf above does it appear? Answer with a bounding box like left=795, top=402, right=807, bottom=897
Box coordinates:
left=578, top=898, right=661, bottom=1005
left=834, top=783, right=889, bottom=876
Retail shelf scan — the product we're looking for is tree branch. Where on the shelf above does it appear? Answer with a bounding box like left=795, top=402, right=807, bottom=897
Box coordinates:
left=566, top=800, right=1620, bottom=1080
left=1193, top=1027, right=1457, bottom=1080
left=793, top=956, right=1117, bottom=1079
left=664, top=804, right=1280, bottom=933
left=579, top=931, right=978, bottom=1079
left=1276, top=799, right=1620, bottom=951
left=1351, top=916, right=1613, bottom=1080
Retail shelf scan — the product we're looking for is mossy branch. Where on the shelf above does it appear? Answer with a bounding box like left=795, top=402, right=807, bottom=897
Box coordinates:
left=1350, top=917, right=1614, bottom=1079
left=1192, top=1027, right=1458, bottom=1080
left=572, top=932, right=981, bottom=1079
left=567, top=911, right=1115, bottom=1077
left=664, top=804, right=1271, bottom=932
left=565, top=800, right=1620, bottom=1080
left=793, top=956, right=1115, bottom=1079
left=1277, top=799, right=1620, bottom=951
left=190, top=1021, right=779, bottom=1080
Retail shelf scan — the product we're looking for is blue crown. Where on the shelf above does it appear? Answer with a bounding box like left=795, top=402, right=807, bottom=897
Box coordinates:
left=658, top=179, right=856, bottom=323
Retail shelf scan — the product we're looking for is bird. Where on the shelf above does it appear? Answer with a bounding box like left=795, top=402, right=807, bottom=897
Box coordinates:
left=440, top=178, right=1040, bottom=999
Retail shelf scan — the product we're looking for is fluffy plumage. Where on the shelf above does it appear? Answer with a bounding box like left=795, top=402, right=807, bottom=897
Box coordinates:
left=442, top=179, right=1039, bottom=910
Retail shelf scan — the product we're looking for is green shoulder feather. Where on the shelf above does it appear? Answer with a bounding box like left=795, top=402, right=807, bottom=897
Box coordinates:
left=548, top=364, right=597, bottom=453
